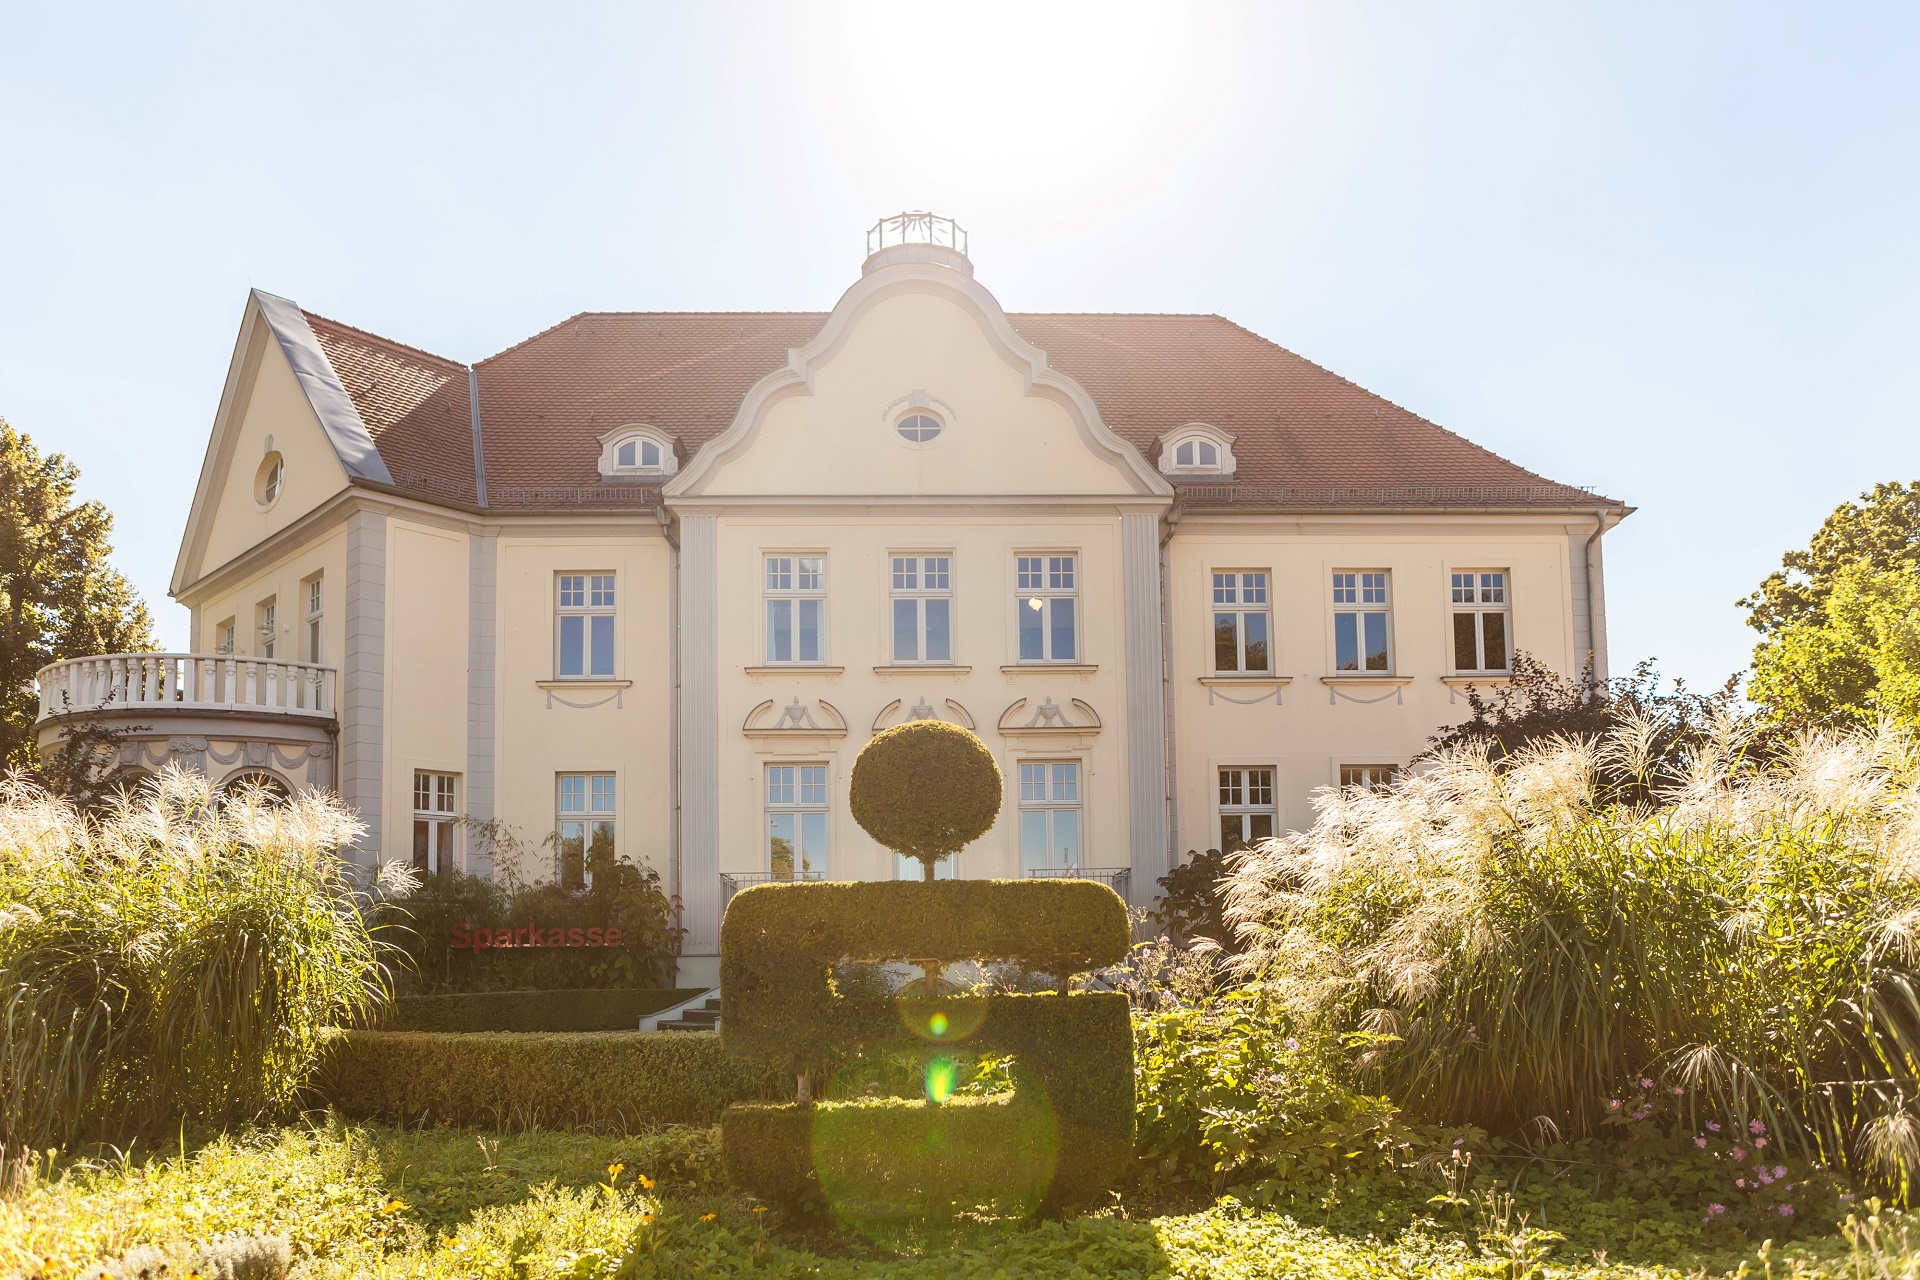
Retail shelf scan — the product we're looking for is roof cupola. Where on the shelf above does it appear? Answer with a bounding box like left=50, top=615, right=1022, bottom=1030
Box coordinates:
left=861, top=211, right=973, bottom=278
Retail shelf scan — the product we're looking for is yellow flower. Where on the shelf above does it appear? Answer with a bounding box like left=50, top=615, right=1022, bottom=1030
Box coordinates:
left=752, top=1206, right=768, bottom=1214
left=381, top=1197, right=407, bottom=1213
left=641, top=1212, right=656, bottom=1225
left=606, top=1162, right=624, bottom=1181
left=637, top=1174, right=655, bottom=1190
left=700, top=1213, right=717, bottom=1222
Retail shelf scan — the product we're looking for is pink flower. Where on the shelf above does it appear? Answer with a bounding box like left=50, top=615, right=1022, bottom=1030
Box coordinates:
left=1772, top=1166, right=1787, bottom=1180
left=1756, top=1137, right=1768, bottom=1149
left=1640, top=1077, right=1655, bottom=1089
left=1672, top=1086, right=1686, bottom=1096
left=1749, top=1119, right=1767, bottom=1135
left=1779, top=1204, right=1795, bottom=1217
left=1284, top=1038, right=1300, bottom=1051
left=1694, top=1136, right=1709, bottom=1148
left=1731, top=1147, right=1747, bottom=1161
left=1608, top=1099, right=1623, bottom=1112
left=1736, top=1178, right=1747, bottom=1188
left=1757, top=1169, right=1774, bottom=1185
left=1706, top=1121, right=1722, bottom=1133
left=1706, top=1203, right=1726, bottom=1217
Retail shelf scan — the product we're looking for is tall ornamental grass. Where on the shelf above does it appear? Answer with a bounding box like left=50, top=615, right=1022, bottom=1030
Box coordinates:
left=0, top=766, right=391, bottom=1151
left=1224, top=717, right=1920, bottom=1190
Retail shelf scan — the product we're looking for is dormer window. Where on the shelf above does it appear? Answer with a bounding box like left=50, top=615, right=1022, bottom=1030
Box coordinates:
left=1157, top=423, right=1237, bottom=477
left=597, top=424, right=678, bottom=478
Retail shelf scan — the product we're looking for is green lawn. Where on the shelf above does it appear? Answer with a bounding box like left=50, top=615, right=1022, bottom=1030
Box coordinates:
left=6, top=1120, right=1913, bottom=1279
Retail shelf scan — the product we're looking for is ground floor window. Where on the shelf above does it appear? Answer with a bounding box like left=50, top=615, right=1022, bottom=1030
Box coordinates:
left=413, top=771, right=459, bottom=876
left=1218, top=767, right=1275, bottom=853
left=895, top=852, right=957, bottom=881
left=557, top=772, right=615, bottom=889
left=1019, top=760, right=1082, bottom=874
left=768, top=764, right=828, bottom=879
left=1339, top=764, right=1399, bottom=793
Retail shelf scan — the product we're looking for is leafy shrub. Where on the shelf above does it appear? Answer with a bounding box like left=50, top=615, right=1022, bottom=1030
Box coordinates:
left=316, top=1030, right=784, bottom=1129
left=0, top=767, right=386, bottom=1150
left=848, top=720, right=1001, bottom=878
left=1152, top=849, right=1236, bottom=950
left=375, top=859, right=683, bottom=995
left=376, top=987, right=702, bottom=1032
left=1224, top=718, right=1920, bottom=1193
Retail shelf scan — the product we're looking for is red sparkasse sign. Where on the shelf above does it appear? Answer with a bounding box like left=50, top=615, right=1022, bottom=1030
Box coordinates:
left=450, top=922, right=625, bottom=951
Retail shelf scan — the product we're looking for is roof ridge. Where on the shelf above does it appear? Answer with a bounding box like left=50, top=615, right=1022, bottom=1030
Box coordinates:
left=1205, top=313, right=1607, bottom=501
left=301, top=308, right=466, bottom=371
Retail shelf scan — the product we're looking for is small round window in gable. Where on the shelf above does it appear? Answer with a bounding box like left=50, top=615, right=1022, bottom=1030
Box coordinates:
left=896, top=412, right=943, bottom=443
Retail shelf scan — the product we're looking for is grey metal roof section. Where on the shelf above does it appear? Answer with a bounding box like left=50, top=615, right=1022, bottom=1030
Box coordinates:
left=251, top=290, right=395, bottom=486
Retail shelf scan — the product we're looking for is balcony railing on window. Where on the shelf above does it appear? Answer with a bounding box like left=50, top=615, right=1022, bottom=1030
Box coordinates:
left=720, top=871, right=825, bottom=913
left=34, top=653, right=337, bottom=722
left=866, top=211, right=968, bottom=257
left=1025, top=866, right=1131, bottom=900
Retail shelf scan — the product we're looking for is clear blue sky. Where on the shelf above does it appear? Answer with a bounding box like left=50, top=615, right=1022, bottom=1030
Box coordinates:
left=3, top=2, right=1916, bottom=691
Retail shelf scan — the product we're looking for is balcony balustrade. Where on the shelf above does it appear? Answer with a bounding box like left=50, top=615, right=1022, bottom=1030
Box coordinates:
left=34, top=653, right=337, bottom=723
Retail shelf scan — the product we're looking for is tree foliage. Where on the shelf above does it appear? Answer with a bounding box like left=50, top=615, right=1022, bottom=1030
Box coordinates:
left=0, top=418, right=154, bottom=771
left=1743, top=480, right=1920, bottom=638
left=1750, top=559, right=1920, bottom=730
left=1421, top=651, right=1750, bottom=804
left=848, top=719, right=1002, bottom=877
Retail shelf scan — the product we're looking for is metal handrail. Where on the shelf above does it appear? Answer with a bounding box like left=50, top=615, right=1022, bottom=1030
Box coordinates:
left=1026, top=866, right=1132, bottom=899
left=720, top=870, right=825, bottom=911
left=867, top=212, right=967, bottom=257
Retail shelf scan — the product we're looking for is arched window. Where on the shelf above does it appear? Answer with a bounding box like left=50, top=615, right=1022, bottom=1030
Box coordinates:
left=221, top=770, right=292, bottom=805
left=598, top=426, right=677, bottom=478
left=1157, top=424, right=1236, bottom=477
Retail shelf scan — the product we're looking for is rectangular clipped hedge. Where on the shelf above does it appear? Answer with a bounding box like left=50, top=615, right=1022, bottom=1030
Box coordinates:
left=375, top=988, right=704, bottom=1033
left=316, top=1030, right=785, bottom=1131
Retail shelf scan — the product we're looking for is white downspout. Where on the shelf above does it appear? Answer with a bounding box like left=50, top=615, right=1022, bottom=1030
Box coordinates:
left=1158, top=502, right=1183, bottom=876
left=1584, top=509, right=1608, bottom=679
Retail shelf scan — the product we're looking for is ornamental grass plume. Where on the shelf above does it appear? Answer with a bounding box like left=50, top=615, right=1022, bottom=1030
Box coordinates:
left=1223, top=713, right=1920, bottom=1193
left=0, top=765, right=389, bottom=1151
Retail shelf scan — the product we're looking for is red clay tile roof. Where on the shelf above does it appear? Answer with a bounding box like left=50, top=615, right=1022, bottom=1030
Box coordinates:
left=304, top=308, right=1615, bottom=511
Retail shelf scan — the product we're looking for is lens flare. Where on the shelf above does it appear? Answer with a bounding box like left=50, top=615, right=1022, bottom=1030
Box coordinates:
left=929, top=1011, right=950, bottom=1038
left=925, top=1055, right=957, bottom=1105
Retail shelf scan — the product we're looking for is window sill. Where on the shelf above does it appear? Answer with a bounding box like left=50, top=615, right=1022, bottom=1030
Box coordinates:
left=872, top=664, right=972, bottom=676
left=536, top=679, right=634, bottom=690
left=1319, top=675, right=1414, bottom=687
left=999, top=663, right=1099, bottom=675
left=1199, top=675, right=1292, bottom=687
left=1441, top=674, right=1512, bottom=687
left=743, top=665, right=845, bottom=677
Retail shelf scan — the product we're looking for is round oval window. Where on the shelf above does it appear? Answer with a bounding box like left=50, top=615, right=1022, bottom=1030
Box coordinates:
left=255, top=452, right=285, bottom=506
left=896, top=413, right=942, bottom=443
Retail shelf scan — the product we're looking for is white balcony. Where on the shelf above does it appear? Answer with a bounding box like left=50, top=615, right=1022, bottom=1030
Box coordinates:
left=35, top=653, right=337, bottom=723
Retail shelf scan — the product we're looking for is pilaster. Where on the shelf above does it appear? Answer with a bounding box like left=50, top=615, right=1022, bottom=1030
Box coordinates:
left=1121, top=512, right=1170, bottom=905
left=678, top=514, right=721, bottom=954
left=466, top=530, right=498, bottom=873
left=341, top=507, right=388, bottom=864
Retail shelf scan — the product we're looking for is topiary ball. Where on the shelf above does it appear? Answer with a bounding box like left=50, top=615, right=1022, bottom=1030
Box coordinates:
left=850, top=720, right=1002, bottom=876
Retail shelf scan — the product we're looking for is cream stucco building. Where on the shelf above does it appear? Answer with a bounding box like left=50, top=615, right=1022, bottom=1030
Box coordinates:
left=36, top=215, right=1628, bottom=986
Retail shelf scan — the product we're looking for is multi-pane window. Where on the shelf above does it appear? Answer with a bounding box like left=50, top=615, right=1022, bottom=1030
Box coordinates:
left=1451, top=571, right=1510, bottom=673
left=615, top=437, right=662, bottom=469
left=1339, top=764, right=1399, bottom=793
left=889, top=555, right=953, bottom=663
left=1016, top=555, right=1078, bottom=662
left=303, top=577, right=323, bottom=664
left=256, top=598, right=277, bottom=659
left=1173, top=438, right=1219, bottom=468
left=1218, top=767, right=1276, bottom=853
left=215, top=619, right=236, bottom=656
left=557, top=773, right=615, bottom=890
left=765, top=556, right=826, bottom=663
left=556, top=574, right=616, bottom=678
left=1018, top=761, right=1082, bottom=874
left=1212, top=572, right=1271, bottom=673
left=896, top=852, right=957, bottom=881
left=767, top=764, right=828, bottom=879
left=412, top=771, right=458, bottom=876
left=1331, top=572, right=1391, bottom=673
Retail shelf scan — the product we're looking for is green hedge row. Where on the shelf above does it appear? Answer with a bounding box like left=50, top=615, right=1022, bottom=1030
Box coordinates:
left=316, top=1030, right=784, bottom=1130
left=374, top=988, right=703, bottom=1032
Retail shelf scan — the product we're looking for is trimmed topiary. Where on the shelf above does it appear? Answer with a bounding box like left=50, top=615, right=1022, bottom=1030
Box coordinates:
left=849, top=719, right=1001, bottom=879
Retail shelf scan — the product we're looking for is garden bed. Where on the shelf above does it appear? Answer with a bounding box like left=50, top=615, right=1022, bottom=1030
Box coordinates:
left=374, top=987, right=705, bottom=1033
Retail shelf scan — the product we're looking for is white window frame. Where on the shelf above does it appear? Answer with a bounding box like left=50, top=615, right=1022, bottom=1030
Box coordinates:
left=412, top=771, right=460, bottom=876
left=1211, top=570, right=1272, bottom=675
left=766, top=763, right=829, bottom=880
left=1339, top=764, right=1399, bottom=793
left=1014, top=553, right=1079, bottom=664
left=765, top=555, right=828, bottom=664
left=556, top=573, right=617, bottom=679
left=1331, top=571, right=1392, bottom=673
left=1217, top=766, right=1276, bottom=853
left=1156, top=423, right=1237, bottom=476
left=1018, top=759, right=1084, bottom=874
left=557, top=772, right=616, bottom=890
left=303, top=575, right=324, bottom=664
left=1450, top=570, right=1512, bottom=674
left=256, top=597, right=278, bottom=660
left=596, top=424, right=678, bottom=477
left=889, top=553, right=954, bottom=664
left=214, top=618, right=237, bottom=656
